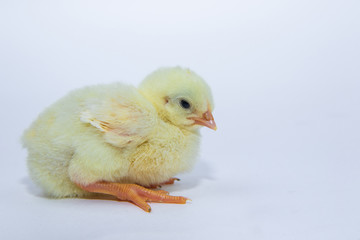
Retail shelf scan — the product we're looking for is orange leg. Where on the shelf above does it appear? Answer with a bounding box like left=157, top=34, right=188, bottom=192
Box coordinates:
left=77, top=181, right=189, bottom=212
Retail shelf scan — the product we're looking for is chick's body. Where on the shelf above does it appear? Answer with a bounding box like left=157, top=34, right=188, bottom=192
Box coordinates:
left=23, top=82, right=200, bottom=198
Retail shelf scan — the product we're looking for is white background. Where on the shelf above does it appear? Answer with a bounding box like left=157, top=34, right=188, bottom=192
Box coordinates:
left=1, top=0, right=359, bottom=239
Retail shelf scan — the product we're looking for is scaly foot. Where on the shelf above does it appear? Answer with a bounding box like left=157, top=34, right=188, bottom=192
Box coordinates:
left=78, top=181, right=188, bottom=212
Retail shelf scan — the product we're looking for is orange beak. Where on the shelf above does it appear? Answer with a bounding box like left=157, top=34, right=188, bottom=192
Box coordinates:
left=189, top=110, right=217, bottom=131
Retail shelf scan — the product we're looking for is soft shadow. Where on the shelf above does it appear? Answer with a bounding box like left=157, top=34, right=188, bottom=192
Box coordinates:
left=162, top=159, right=215, bottom=192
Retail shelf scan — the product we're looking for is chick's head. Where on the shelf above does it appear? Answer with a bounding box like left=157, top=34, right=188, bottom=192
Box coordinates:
left=139, top=67, right=216, bottom=132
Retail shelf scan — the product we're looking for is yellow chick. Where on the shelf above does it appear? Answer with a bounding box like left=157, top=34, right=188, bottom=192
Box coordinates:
left=22, top=67, right=216, bottom=212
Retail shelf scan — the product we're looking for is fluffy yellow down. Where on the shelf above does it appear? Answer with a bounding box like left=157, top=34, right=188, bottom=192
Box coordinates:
left=22, top=67, right=213, bottom=198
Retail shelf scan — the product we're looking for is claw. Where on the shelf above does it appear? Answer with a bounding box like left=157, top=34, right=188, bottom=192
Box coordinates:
left=147, top=177, right=180, bottom=189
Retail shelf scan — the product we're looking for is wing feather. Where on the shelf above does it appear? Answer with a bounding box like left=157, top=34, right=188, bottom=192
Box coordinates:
left=80, top=85, right=156, bottom=148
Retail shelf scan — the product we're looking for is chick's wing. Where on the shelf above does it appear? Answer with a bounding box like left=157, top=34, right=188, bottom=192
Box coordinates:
left=80, top=90, right=156, bottom=148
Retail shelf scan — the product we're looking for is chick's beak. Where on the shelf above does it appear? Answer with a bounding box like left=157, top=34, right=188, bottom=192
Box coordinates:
left=189, top=110, right=217, bottom=131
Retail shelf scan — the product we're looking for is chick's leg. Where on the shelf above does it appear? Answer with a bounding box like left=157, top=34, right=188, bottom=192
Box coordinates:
left=77, top=181, right=188, bottom=212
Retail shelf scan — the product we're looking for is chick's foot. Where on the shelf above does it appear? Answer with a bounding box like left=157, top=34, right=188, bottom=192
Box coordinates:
left=78, top=181, right=189, bottom=212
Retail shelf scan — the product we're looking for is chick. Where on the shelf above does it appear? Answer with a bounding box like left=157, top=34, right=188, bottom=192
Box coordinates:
left=22, top=67, right=216, bottom=212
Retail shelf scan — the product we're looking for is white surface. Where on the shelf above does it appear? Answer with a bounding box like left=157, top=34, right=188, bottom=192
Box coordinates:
left=1, top=0, right=360, bottom=239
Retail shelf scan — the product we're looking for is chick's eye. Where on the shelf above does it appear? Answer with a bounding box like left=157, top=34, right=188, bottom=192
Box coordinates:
left=180, top=100, right=191, bottom=109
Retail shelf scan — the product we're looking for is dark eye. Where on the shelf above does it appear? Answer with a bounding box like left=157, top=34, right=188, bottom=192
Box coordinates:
left=180, top=99, right=191, bottom=109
